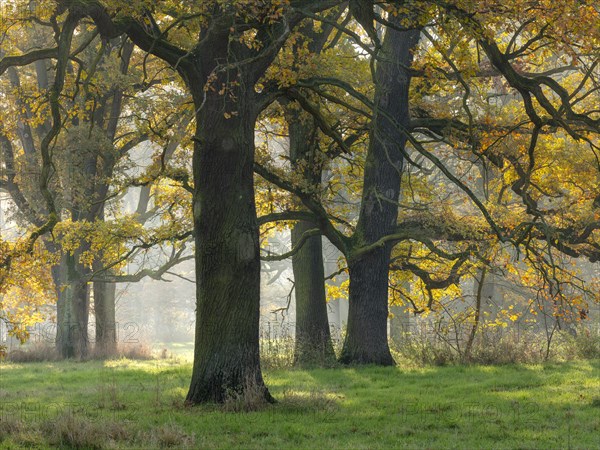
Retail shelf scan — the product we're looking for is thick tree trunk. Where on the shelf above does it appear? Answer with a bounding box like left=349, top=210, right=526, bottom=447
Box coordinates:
left=115, top=0, right=331, bottom=405
left=340, top=251, right=395, bottom=365
left=340, top=23, right=420, bottom=365
left=287, top=110, right=335, bottom=366
left=55, top=254, right=89, bottom=359
left=291, top=220, right=335, bottom=365
left=185, top=90, right=271, bottom=404
left=93, top=280, right=117, bottom=357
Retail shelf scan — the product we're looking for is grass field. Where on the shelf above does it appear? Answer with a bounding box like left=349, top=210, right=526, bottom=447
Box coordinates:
left=0, top=358, right=598, bottom=449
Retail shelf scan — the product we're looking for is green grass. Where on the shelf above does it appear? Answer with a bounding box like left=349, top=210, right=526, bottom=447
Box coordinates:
left=1, top=358, right=599, bottom=449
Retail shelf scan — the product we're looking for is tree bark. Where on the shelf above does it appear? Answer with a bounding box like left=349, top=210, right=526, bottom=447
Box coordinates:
left=287, top=110, right=335, bottom=366
left=185, top=85, right=271, bottom=404
left=291, top=220, right=335, bottom=365
left=55, top=254, right=89, bottom=359
left=93, top=280, right=117, bottom=357
left=341, top=254, right=395, bottom=364
left=340, top=22, right=420, bottom=365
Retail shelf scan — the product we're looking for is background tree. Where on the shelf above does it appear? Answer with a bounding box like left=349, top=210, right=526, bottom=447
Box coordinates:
left=256, top=0, right=599, bottom=365
left=0, top=6, right=193, bottom=358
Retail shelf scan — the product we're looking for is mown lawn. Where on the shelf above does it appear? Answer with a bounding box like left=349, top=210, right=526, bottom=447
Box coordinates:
left=0, top=358, right=598, bottom=449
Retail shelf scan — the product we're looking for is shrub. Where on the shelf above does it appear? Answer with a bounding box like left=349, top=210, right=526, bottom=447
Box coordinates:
left=115, top=342, right=154, bottom=360
left=6, top=342, right=59, bottom=363
left=390, top=325, right=600, bottom=366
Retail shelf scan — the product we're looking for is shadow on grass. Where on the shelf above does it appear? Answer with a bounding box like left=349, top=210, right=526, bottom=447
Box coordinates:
left=1, top=358, right=598, bottom=448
